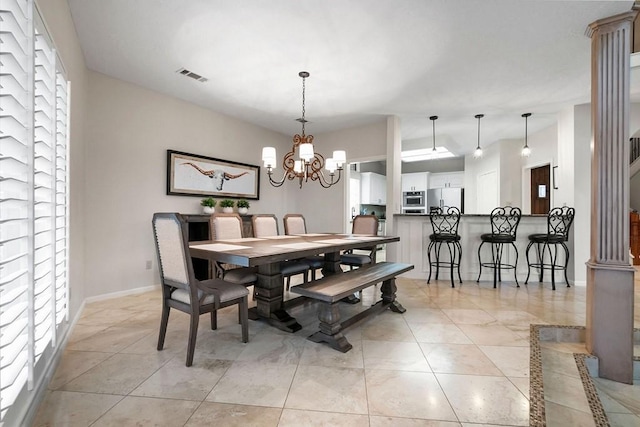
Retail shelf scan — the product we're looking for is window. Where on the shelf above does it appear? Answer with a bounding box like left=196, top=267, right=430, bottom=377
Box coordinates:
left=0, top=0, right=70, bottom=422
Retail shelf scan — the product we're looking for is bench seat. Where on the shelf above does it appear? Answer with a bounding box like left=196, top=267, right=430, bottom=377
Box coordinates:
left=290, top=262, right=414, bottom=352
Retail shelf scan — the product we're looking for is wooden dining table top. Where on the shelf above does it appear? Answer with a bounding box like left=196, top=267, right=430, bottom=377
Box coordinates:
left=188, top=233, right=399, bottom=267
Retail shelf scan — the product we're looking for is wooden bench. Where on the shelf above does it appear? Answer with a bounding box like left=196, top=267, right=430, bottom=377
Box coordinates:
left=290, top=262, right=414, bottom=352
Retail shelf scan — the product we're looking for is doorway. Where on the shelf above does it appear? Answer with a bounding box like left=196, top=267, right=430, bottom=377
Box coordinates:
left=530, top=164, right=550, bottom=214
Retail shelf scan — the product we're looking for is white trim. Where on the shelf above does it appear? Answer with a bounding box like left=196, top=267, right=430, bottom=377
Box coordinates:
left=84, top=284, right=161, bottom=304
left=16, top=299, right=86, bottom=427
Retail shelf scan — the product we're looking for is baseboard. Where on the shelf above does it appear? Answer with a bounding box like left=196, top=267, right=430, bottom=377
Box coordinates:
left=84, top=284, right=160, bottom=304
left=17, top=299, right=86, bottom=427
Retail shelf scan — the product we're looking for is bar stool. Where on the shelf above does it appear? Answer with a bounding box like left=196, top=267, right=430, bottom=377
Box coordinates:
left=477, top=206, right=522, bottom=288
left=427, top=206, right=462, bottom=288
left=525, top=206, right=575, bottom=290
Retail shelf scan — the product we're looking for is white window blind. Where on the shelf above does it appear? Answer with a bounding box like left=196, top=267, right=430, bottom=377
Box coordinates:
left=0, top=0, right=70, bottom=422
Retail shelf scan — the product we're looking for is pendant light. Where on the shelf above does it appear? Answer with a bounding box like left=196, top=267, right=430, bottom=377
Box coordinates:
left=430, top=115, right=438, bottom=151
left=521, top=113, right=532, bottom=157
left=474, top=114, right=484, bottom=158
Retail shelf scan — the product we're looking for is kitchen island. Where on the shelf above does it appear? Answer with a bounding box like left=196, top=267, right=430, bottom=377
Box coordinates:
left=394, top=213, right=571, bottom=285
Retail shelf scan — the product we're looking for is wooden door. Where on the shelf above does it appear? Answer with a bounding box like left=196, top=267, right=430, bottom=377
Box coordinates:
left=530, top=165, right=550, bottom=214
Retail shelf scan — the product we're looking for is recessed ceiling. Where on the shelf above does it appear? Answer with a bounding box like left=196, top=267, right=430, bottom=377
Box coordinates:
left=67, top=0, right=634, bottom=155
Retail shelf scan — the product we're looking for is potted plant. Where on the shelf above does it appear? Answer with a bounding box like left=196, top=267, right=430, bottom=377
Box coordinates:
left=220, top=199, right=235, bottom=213
left=200, top=197, right=216, bottom=214
left=237, top=199, right=250, bottom=215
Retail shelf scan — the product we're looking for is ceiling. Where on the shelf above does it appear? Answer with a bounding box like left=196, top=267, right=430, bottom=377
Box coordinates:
left=67, top=0, right=635, bottom=156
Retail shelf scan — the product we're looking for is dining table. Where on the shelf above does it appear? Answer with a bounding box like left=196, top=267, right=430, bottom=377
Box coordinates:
left=189, top=233, right=400, bottom=332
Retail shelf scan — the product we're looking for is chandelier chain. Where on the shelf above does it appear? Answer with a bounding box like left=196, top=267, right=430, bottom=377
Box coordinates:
left=301, top=74, right=306, bottom=136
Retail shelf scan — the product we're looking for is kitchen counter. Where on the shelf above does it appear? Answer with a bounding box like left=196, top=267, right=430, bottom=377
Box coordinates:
left=393, top=213, right=568, bottom=283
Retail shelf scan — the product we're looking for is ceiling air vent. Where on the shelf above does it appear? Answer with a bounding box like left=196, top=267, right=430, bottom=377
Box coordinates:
left=176, top=67, right=208, bottom=83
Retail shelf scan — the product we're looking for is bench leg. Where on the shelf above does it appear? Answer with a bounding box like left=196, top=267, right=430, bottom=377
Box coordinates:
left=308, top=302, right=353, bottom=353
left=381, top=278, right=406, bottom=313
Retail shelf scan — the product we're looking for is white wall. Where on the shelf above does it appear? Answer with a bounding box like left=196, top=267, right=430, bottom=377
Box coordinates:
left=572, top=103, right=592, bottom=285
left=463, top=143, right=500, bottom=214
left=499, top=139, right=523, bottom=208
left=36, top=0, right=88, bottom=319
left=298, top=120, right=388, bottom=233
left=84, top=71, right=293, bottom=297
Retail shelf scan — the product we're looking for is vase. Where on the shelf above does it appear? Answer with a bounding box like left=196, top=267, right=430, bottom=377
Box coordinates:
left=202, top=206, right=215, bottom=214
left=238, top=207, right=248, bottom=215
left=222, top=207, right=234, bottom=213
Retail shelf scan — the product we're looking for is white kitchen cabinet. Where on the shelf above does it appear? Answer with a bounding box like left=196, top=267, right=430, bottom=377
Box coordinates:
left=361, top=172, right=387, bottom=205
left=428, top=171, right=464, bottom=189
left=402, top=172, right=429, bottom=192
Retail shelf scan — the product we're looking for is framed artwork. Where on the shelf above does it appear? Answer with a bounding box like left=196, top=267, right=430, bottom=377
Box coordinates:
left=167, top=150, right=260, bottom=199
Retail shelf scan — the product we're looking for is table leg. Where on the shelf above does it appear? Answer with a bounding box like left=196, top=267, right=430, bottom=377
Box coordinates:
left=252, top=262, right=302, bottom=333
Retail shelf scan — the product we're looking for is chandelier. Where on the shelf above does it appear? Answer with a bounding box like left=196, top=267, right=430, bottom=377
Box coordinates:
left=262, top=71, right=346, bottom=188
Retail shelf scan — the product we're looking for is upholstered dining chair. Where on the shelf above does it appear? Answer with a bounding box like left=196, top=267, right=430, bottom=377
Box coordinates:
left=341, top=214, right=380, bottom=269
left=152, top=212, right=249, bottom=367
left=252, top=214, right=310, bottom=289
left=209, top=213, right=258, bottom=286
left=283, top=214, right=325, bottom=281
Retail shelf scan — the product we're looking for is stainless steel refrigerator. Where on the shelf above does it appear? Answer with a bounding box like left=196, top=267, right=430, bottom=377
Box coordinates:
left=427, top=188, right=464, bottom=213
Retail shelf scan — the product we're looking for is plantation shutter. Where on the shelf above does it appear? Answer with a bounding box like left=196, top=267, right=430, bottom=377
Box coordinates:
left=0, top=0, right=70, bottom=422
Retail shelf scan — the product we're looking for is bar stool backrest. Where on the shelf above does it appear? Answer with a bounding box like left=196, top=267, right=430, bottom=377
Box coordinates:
left=429, top=206, right=461, bottom=236
left=489, top=206, right=522, bottom=238
left=548, top=206, right=575, bottom=240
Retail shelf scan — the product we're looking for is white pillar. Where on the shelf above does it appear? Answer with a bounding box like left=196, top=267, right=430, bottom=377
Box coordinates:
left=585, top=11, right=637, bottom=383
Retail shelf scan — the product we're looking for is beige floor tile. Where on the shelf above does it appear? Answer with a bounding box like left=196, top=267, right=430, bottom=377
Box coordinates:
left=361, top=313, right=416, bottom=342
left=593, top=376, right=640, bottom=414
left=484, top=309, right=545, bottom=326
left=193, top=330, right=251, bottom=361
left=235, top=333, right=305, bottom=364
left=420, top=343, right=502, bottom=376
left=185, top=402, right=282, bottom=426
left=436, top=373, right=529, bottom=426
left=131, top=357, right=231, bottom=400
left=542, top=370, right=591, bottom=413
left=370, top=417, right=461, bottom=427
left=402, top=308, right=453, bottom=324
left=607, top=413, right=640, bottom=427
left=48, top=350, right=113, bottom=390
left=366, top=369, right=457, bottom=421
left=91, top=396, right=199, bottom=427
left=66, top=326, right=153, bottom=353
left=66, top=324, right=110, bottom=344
left=441, top=309, right=497, bottom=325
left=77, top=308, right=137, bottom=326
left=298, top=339, right=364, bottom=369
left=279, top=409, right=369, bottom=426
left=285, top=365, right=368, bottom=414
left=410, top=323, right=473, bottom=344
left=508, top=376, right=530, bottom=400
left=363, top=340, right=431, bottom=372
left=206, top=360, right=296, bottom=407
left=61, top=352, right=167, bottom=394
left=120, top=327, right=186, bottom=358
left=544, top=401, right=596, bottom=427
left=457, top=324, right=529, bottom=347
left=32, top=390, right=122, bottom=427
left=479, top=346, right=530, bottom=377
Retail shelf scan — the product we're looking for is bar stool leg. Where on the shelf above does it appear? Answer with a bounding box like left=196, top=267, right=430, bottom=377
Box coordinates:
left=550, top=243, right=557, bottom=291
left=427, top=240, right=435, bottom=284
left=491, top=242, right=498, bottom=288
left=562, top=242, right=571, bottom=287
left=525, top=241, right=534, bottom=284
left=455, top=241, right=463, bottom=284
left=446, top=242, right=455, bottom=288
left=511, top=242, right=519, bottom=287
left=435, top=242, right=443, bottom=280
left=476, top=241, right=485, bottom=283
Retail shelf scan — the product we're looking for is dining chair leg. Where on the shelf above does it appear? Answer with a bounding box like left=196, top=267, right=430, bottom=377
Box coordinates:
left=211, top=309, right=217, bottom=330
left=157, top=304, right=170, bottom=351
left=239, top=297, right=249, bottom=343
left=186, top=312, right=200, bottom=367
left=286, top=276, right=291, bottom=290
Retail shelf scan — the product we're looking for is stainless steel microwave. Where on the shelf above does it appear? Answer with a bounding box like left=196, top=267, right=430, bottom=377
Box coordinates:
left=403, top=191, right=425, bottom=207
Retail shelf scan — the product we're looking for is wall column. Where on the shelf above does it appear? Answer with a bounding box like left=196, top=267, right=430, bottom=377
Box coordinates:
left=585, top=11, right=637, bottom=383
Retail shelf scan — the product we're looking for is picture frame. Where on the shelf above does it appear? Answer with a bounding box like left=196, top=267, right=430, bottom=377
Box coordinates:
left=552, top=165, right=559, bottom=189
left=167, top=150, right=260, bottom=199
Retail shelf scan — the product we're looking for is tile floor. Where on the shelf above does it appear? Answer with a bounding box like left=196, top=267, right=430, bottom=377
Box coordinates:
left=32, top=270, right=640, bottom=427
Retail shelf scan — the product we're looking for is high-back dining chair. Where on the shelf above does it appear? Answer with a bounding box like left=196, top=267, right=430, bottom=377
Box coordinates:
left=152, top=212, right=249, bottom=367
left=209, top=213, right=258, bottom=286
left=283, top=214, right=325, bottom=280
left=341, top=215, right=379, bottom=269
left=252, top=214, right=310, bottom=289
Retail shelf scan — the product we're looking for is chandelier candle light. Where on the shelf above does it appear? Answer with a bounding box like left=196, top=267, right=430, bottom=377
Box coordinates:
left=474, top=114, right=484, bottom=158
left=521, top=112, right=532, bottom=157
left=262, top=71, right=346, bottom=188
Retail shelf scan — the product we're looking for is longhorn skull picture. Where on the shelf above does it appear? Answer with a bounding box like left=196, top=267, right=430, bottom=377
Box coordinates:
left=182, top=162, right=249, bottom=191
